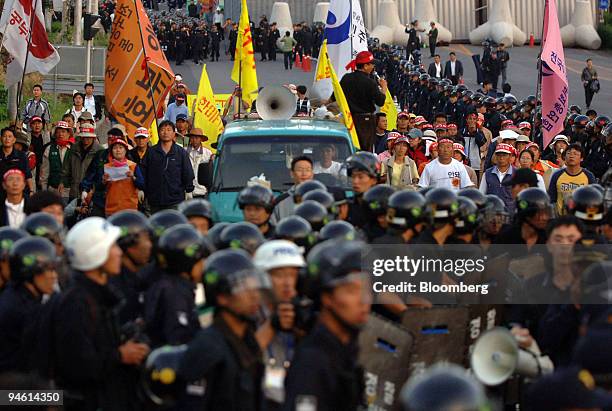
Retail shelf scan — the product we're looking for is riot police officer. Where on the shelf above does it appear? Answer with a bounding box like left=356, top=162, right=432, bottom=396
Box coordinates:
left=375, top=190, right=427, bottom=244
left=565, top=185, right=607, bottom=244
left=413, top=188, right=460, bottom=245
left=145, top=224, right=212, bottom=348
left=495, top=188, right=551, bottom=249
left=275, top=215, right=317, bottom=252
left=0, top=227, right=29, bottom=292
left=238, top=184, right=277, bottom=238
left=177, top=249, right=270, bottom=411
left=345, top=152, right=380, bottom=228
left=179, top=198, right=214, bottom=235
left=149, top=209, right=189, bottom=243
left=362, top=185, right=396, bottom=242
left=294, top=200, right=330, bottom=233
left=219, top=221, right=265, bottom=255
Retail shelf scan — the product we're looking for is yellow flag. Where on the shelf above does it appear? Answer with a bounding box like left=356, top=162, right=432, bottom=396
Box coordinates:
left=318, top=41, right=360, bottom=149
left=149, top=119, right=159, bottom=145
left=381, top=88, right=397, bottom=131
left=231, top=0, right=258, bottom=106
left=193, top=64, right=224, bottom=152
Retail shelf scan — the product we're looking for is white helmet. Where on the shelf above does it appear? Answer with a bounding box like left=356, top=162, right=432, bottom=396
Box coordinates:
left=65, top=217, right=121, bottom=271
left=253, top=240, right=306, bottom=272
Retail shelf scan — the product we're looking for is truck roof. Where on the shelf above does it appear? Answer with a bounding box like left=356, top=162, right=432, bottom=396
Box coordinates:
left=222, top=119, right=350, bottom=139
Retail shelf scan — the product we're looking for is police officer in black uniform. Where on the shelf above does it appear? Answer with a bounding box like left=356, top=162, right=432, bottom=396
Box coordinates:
left=238, top=184, right=277, bottom=239
left=145, top=224, right=212, bottom=348
left=413, top=188, right=460, bottom=245
left=219, top=221, right=266, bottom=255
left=179, top=198, right=215, bottom=235
left=345, top=152, right=380, bottom=229
left=0, top=227, right=28, bottom=293
left=374, top=190, right=427, bottom=244
left=177, top=249, right=270, bottom=411
left=362, top=185, right=396, bottom=242
left=274, top=215, right=317, bottom=252
left=283, top=239, right=370, bottom=411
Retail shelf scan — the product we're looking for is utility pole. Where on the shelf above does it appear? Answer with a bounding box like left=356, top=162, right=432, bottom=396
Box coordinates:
left=74, top=0, right=82, bottom=45
left=85, top=0, right=92, bottom=82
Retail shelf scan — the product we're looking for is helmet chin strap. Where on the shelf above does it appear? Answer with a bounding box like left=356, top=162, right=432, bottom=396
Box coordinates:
left=328, top=305, right=363, bottom=339
left=219, top=306, right=259, bottom=327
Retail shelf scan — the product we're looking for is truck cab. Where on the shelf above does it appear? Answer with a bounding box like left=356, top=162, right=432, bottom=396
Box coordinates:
left=199, top=119, right=356, bottom=222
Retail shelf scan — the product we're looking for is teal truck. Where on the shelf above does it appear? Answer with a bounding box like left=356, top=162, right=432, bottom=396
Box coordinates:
left=198, top=119, right=357, bottom=222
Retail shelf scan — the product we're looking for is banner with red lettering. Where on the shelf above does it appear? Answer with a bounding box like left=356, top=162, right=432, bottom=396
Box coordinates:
left=540, top=0, right=569, bottom=148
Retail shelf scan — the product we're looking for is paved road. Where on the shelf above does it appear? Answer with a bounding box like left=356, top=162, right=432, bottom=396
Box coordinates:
left=171, top=44, right=612, bottom=114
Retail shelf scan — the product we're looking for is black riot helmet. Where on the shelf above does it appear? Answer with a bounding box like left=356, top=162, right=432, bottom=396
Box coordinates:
left=207, top=222, right=230, bottom=250
left=9, top=237, right=58, bottom=285
left=594, top=115, right=610, bottom=132
left=516, top=188, right=552, bottom=221
left=219, top=222, right=265, bottom=254
left=363, top=185, right=396, bottom=218
left=425, top=188, right=460, bottom=224
left=178, top=199, right=214, bottom=222
left=569, top=104, right=581, bottom=114
left=455, top=197, right=480, bottom=235
left=419, top=73, right=430, bottom=82
left=565, top=186, right=605, bottom=223
left=275, top=215, right=317, bottom=250
left=573, top=114, right=590, bottom=130
left=108, top=210, right=152, bottom=251
left=21, top=212, right=62, bottom=245
left=386, top=190, right=426, bottom=231
left=503, top=95, right=517, bottom=106
left=318, top=220, right=358, bottom=242
left=149, top=210, right=189, bottom=241
left=482, top=195, right=510, bottom=235
left=525, top=95, right=537, bottom=107
left=141, top=345, right=187, bottom=408
left=203, top=249, right=270, bottom=309
left=484, top=96, right=496, bottom=110
left=295, top=200, right=329, bottom=232
left=566, top=113, right=579, bottom=127
left=458, top=187, right=487, bottom=210
left=238, top=184, right=275, bottom=213
left=0, top=227, right=29, bottom=260
left=345, top=152, right=380, bottom=179
left=400, top=364, right=488, bottom=411
left=293, top=180, right=327, bottom=204
left=303, top=189, right=338, bottom=217
left=156, top=224, right=213, bottom=276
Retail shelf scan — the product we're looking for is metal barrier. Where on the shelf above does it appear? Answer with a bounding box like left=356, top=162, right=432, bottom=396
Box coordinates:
left=43, top=45, right=107, bottom=95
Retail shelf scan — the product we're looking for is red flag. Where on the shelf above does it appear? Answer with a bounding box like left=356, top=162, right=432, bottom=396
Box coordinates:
left=540, top=0, right=569, bottom=148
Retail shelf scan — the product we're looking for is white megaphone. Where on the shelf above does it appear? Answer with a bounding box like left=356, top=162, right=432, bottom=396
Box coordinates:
left=470, top=327, right=553, bottom=386
left=256, top=86, right=298, bottom=121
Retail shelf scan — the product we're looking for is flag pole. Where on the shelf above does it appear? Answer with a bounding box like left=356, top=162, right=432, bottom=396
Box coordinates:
left=534, top=0, right=547, bottom=143
left=132, top=0, right=160, bottom=135
left=15, top=0, right=40, bottom=125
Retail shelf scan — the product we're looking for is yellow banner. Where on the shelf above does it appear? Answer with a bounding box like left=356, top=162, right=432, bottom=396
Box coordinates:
left=193, top=64, right=224, bottom=152
left=381, top=88, right=398, bottom=131
left=230, top=0, right=258, bottom=106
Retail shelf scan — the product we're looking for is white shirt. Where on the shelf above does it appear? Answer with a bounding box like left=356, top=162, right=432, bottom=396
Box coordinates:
left=84, top=95, right=96, bottom=117
left=418, top=158, right=475, bottom=191
left=435, top=63, right=442, bottom=78
left=450, top=61, right=456, bottom=76
left=479, top=166, right=513, bottom=193
left=313, top=161, right=344, bottom=177
left=213, top=12, right=224, bottom=24
left=5, top=199, right=25, bottom=228
left=187, top=145, right=213, bottom=196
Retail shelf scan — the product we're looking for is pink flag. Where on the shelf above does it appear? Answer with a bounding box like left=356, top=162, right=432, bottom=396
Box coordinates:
left=1, top=0, right=60, bottom=86
left=540, top=0, right=569, bottom=148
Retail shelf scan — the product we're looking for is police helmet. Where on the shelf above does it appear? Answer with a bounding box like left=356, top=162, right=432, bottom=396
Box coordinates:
left=178, top=198, right=214, bottom=221
left=428, top=78, right=439, bottom=87
left=108, top=210, right=152, bottom=250
left=594, top=115, right=610, bottom=130
left=458, top=187, right=487, bottom=210
left=503, top=95, right=518, bottom=106
left=484, top=96, right=496, bottom=108
left=219, top=222, right=264, bottom=254
left=482, top=195, right=510, bottom=232
left=207, top=222, right=230, bottom=250
left=293, top=180, right=327, bottom=204
left=573, top=114, right=589, bottom=129
left=238, top=184, right=275, bottom=213
left=9, top=237, right=58, bottom=285
left=569, top=104, right=581, bottom=114
left=425, top=188, right=460, bottom=224
left=602, top=122, right=612, bottom=139
left=525, top=95, right=537, bottom=107
left=149, top=210, right=189, bottom=240
left=345, top=152, right=380, bottom=178
left=567, top=113, right=579, bottom=126
left=386, top=190, right=426, bottom=230
left=318, top=220, right=358, bottom=242
left=566, top=186, right=604, bottom=223
left=400, top=364, right=488, bottom=411
left=363, top=185, right=396, bottom=218
left=141, top=345, right=187, bottom=407
left=275, top=216, right=317, bottom=249
left=295, top=200, right=329, bottom=232
left=156, top=224, right=213, bottom=275
left=203, top=249, right=270, bottom=308
left=21, top=212, right=62, bottom=244
left=455, top=197, right=479, bottom=235
left=419, top=73, right=430, bottom=82
left=516, top=188, right=552, bottom=220
left=0, top=227, right=29, bottom=260
left=302, top=189, right=338, bottom=217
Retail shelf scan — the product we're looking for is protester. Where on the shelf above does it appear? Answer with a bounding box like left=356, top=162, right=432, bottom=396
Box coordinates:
left=21, top=85, right=51, bottom=129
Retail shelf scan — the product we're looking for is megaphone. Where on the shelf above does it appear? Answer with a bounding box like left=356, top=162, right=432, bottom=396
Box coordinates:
left=256, top=86, right=298, bottom=120
left=470, top=327, right=553, bottom=386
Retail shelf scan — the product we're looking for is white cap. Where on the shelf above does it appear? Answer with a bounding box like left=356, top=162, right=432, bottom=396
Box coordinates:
left=499, top=129, right=519, bottom=140
left=175, top=75, right=183, bottom=82
left=516, top=134, right=531, bottom=143
left=552, top=134, right=569, bottom=144
left=65, top=217, right=121, bottom=271
left=253, top=240, right=306, bottom=271
left=422, top=129, right=437, bottom=141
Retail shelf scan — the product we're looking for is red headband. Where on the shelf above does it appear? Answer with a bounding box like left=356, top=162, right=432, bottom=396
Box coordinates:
left=3, top=169, right=25, bottom=182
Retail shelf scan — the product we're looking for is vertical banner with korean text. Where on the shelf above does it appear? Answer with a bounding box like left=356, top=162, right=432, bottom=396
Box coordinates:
left=105, top=0, right=174, bottom=139
left=540, top=0, right=569, bottom=148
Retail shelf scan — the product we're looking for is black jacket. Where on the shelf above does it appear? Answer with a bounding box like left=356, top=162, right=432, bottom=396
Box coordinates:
left=339, top=71, right=386, bottom=114
left=140, top=142, right=194, bottom=207
left=283, top=323, right=364, bottom=411
left=0, top=195, right=27, bottom=227
left=427, top=62, right=443, bottom=78
left=178, top=315, right=264, bottom=411
left=443, top=60, right=463, bottom=78
left=53, top=273, right=133, bottom=411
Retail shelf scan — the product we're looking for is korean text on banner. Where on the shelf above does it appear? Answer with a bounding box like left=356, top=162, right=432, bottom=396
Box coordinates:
left=540, top=0, right=569, bottom=148
left=193, top=64, right=224, bottom=152
left=230, top=0, right=258, bottom=106
left=105, top=0, right=174, bottom=139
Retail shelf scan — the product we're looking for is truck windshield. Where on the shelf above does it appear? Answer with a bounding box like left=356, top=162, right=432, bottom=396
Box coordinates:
left=212, top=136, right=352, bottom=192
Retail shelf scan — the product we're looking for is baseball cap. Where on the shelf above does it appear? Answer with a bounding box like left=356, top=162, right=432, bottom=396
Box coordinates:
left=502, top=168, right=538, bottom=187
left=447, top=123, right=457, bottom=130
left=29, top=116, right=43, bottom=124
left=518, top=121, right=532, bottom=130
left=422, top=129, right=437, bottom=141
left=434, top=123, right=447, bottom=131
left=516, top=134, right=531, bottom=143
left=495, top=143, right=514, bottom=154
left=397, top=111, right=410, bottom=119
left=109, top=136, right=129, bottom=148
left=55, top=121, right=71, bottom=130
left=78, top=126, right=97, bottom=138
left=525, top=367, right=612, bottom=411
left=499, top=129, right=519, bottom=141
left=453, top=143, right=466, bottom=157
left=414, top=116, right=427, bottom=125
left=176, top=93, right=186, bottom=101
left=408, top=129, right=423, bottom=139
left=78, top=111, right=94, bottom=122
left=437, top=138, right=454, bottom=145
left=134, top=127, right=149, bottom=138
left=176, top=113, right=189, bottom=121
